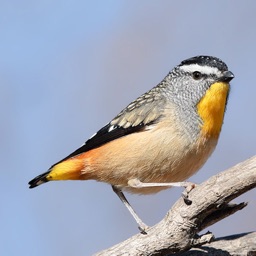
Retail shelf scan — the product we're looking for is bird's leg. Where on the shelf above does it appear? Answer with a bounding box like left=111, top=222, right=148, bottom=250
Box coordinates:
left=128, top=178, right=194, bottom=189
left=112, top=185, right=148, bottom=234
left=128, top=178, right=196, bottom=205
left=181, top=182, right=196, bottom=205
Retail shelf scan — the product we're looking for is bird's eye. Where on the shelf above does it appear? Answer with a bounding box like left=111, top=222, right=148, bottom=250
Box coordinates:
left=192, top=71, right=202, bottom=80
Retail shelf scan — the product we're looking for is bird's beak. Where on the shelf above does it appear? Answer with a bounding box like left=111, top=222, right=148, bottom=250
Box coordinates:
left=220, top=70, right=234, bottom=83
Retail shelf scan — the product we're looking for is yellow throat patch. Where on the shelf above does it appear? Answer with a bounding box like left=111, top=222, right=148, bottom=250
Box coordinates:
left=197, top=82, right=230, bottom=138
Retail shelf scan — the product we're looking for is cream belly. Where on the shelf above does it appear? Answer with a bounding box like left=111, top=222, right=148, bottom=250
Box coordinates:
left=82, top=123, right=218, bottom=194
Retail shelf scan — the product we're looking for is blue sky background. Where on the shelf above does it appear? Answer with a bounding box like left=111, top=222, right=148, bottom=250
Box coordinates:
left=1, top=1, right=256, bottom=255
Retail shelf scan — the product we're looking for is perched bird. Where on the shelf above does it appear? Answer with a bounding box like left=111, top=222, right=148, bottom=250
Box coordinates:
left=29, top=55, right=234, bottom=232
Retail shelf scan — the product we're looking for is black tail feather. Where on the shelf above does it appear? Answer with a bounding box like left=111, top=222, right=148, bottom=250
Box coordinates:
left=28, top=170, right=50, bottom=188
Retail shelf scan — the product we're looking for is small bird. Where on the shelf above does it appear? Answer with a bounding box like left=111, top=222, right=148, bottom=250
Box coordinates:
left=29, top=55, right=234, bottom=232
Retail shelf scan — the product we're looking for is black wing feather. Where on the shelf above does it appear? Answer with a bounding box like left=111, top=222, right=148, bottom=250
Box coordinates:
left=52, top=122, right=147, bottom=166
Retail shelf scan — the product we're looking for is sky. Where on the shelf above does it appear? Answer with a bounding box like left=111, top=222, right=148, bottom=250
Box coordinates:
left=1, top=1, right=256, bottom=255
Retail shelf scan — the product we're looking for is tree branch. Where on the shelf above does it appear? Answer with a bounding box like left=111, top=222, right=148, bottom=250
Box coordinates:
left=95, top=156, right=256, bottom=255
left=180, top=232, right=256, bottom=255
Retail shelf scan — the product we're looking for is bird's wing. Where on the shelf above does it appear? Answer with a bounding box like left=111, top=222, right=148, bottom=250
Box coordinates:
left=53, top=87, right=166, bottom=165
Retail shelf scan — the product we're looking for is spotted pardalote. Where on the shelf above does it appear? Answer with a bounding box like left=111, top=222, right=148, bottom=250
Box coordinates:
left=29, top=55, right=234, bottom=232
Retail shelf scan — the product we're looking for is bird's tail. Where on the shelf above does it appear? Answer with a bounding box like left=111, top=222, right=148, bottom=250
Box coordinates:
left=28, top=156, right=86, bottom=188
left=28, top=171, right=50, bottom=188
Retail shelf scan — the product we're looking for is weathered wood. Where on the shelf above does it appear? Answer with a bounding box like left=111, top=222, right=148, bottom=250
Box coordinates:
left=180, top=232, right=256, bottom=256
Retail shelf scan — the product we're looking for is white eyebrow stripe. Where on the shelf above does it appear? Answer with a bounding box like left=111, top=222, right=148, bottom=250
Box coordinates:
left=180, top=64, right=221, bottom=76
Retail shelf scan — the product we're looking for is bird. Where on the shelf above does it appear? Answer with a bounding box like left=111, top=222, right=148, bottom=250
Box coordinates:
left=28, top=55, right=234, bottom=232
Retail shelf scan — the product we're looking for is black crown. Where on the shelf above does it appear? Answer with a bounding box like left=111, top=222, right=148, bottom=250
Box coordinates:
left=179, top=56, right=228, bottom=72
